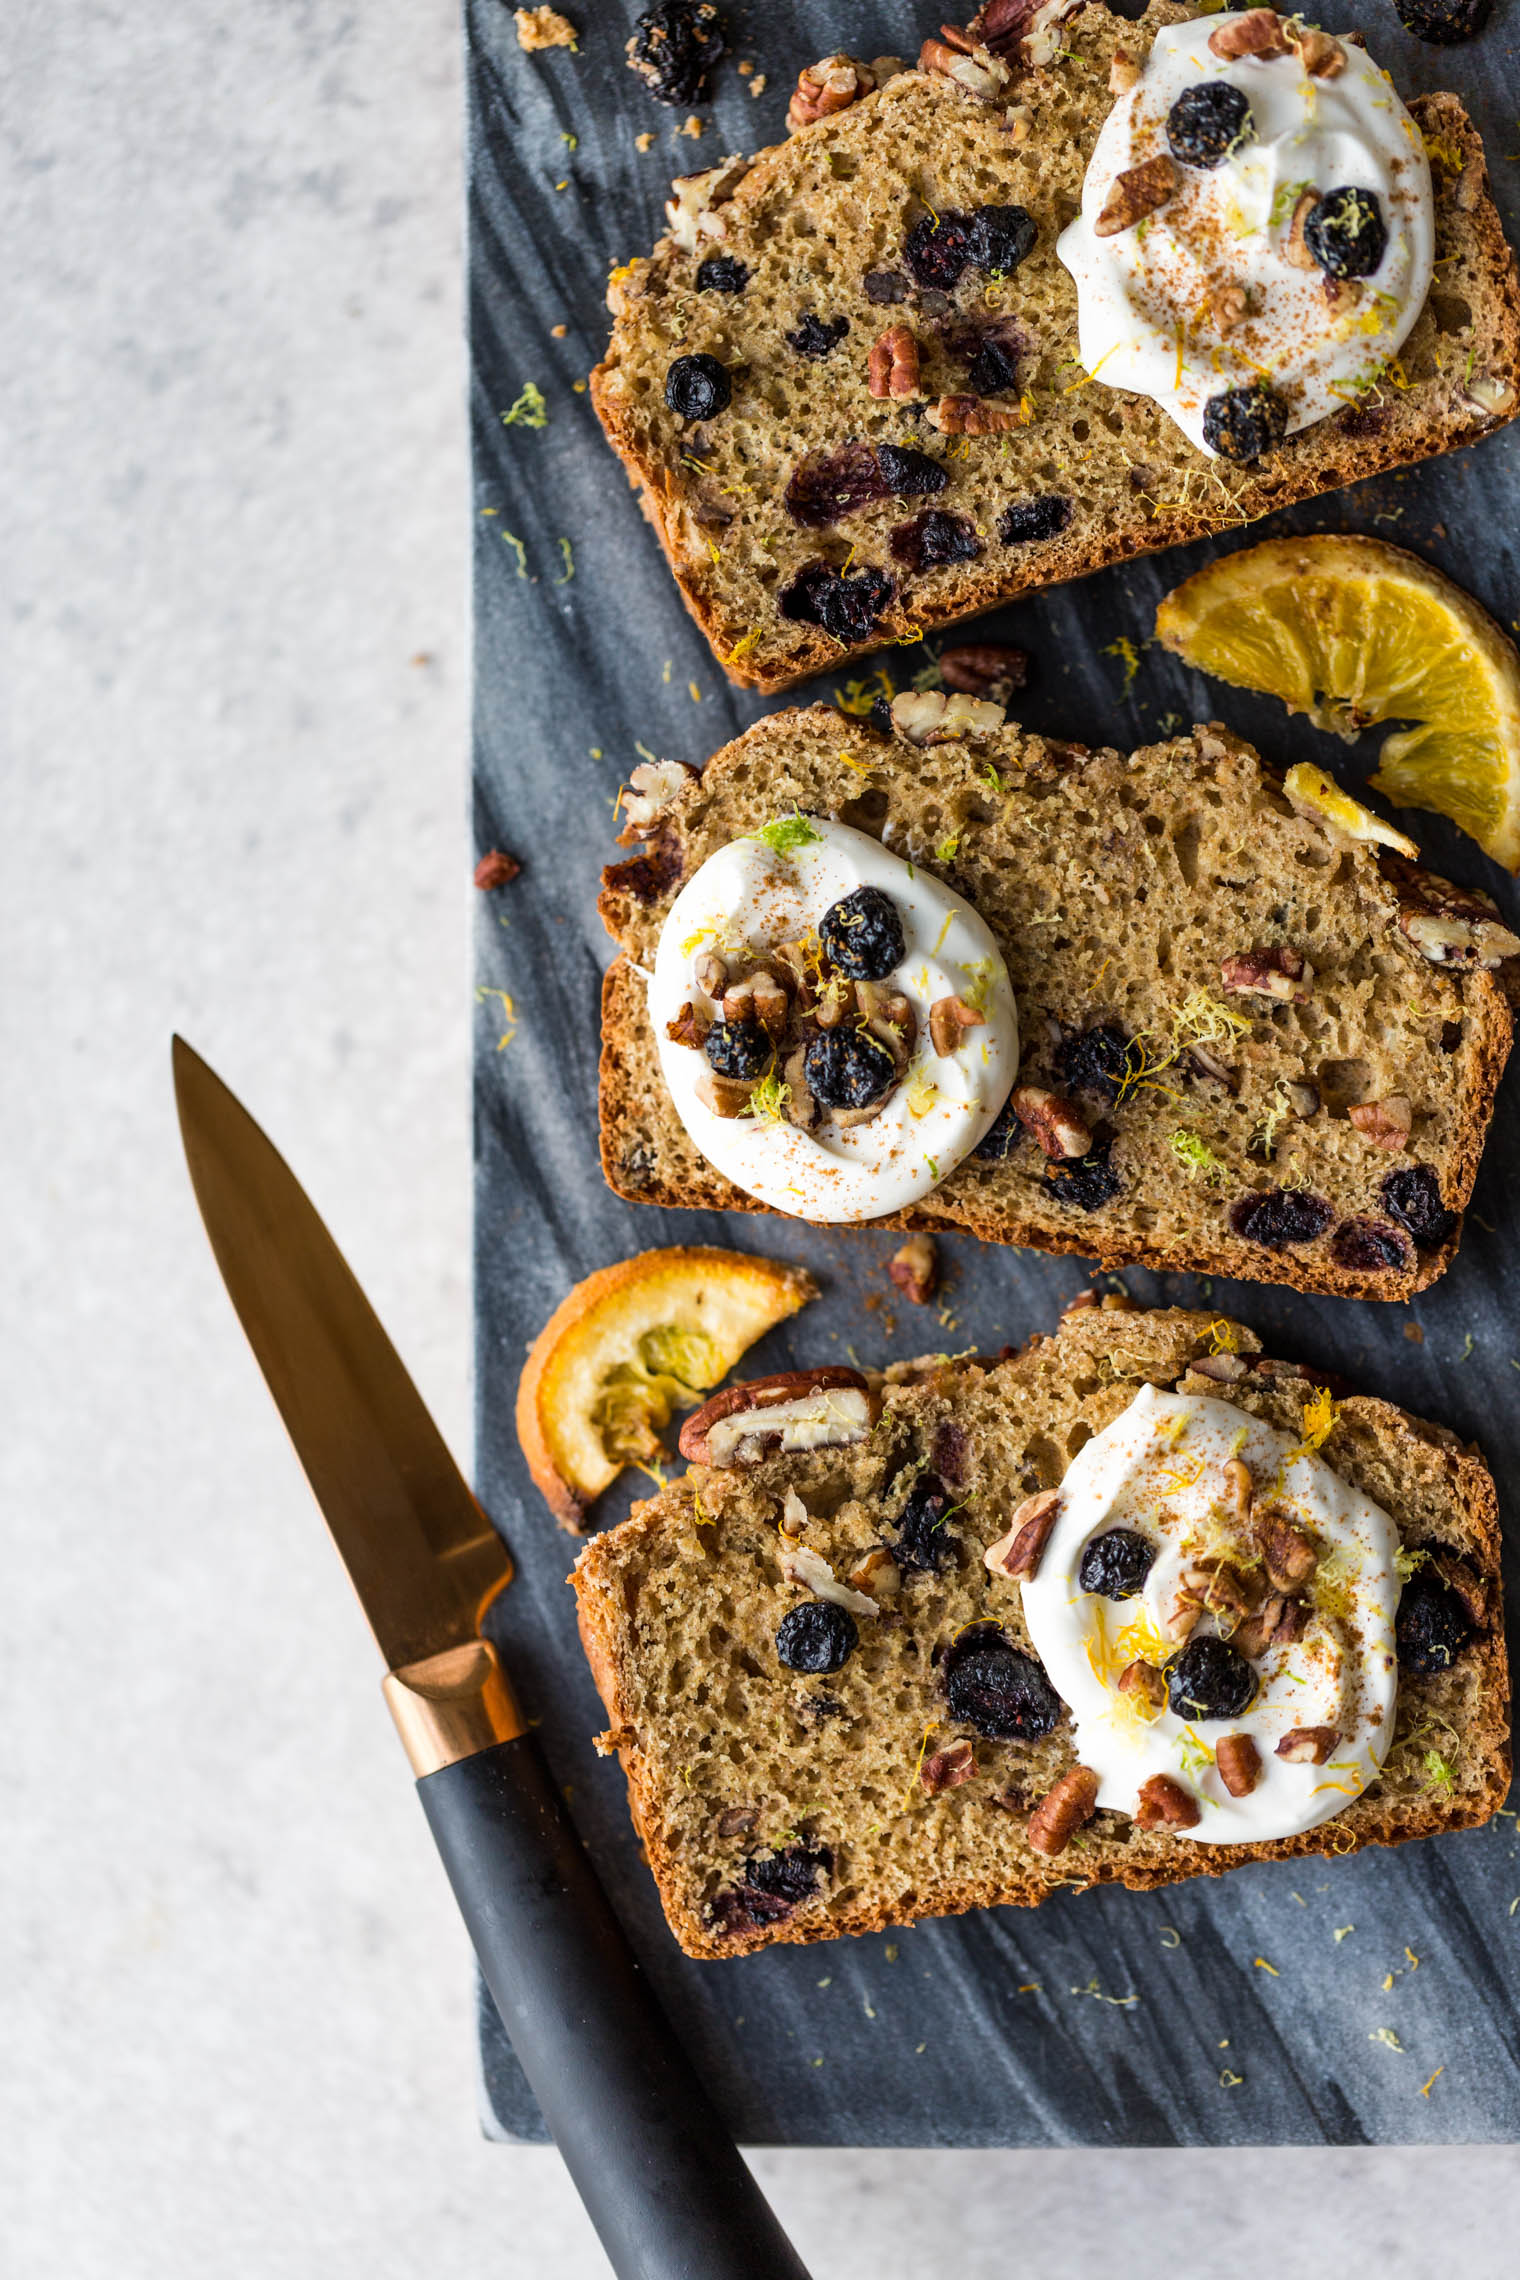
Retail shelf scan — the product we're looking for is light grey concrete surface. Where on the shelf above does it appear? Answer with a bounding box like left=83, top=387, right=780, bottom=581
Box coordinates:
left=4, top=4, right=1517, bottom=2273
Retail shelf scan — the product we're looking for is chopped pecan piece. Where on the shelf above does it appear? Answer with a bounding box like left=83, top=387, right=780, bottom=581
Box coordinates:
left=888, top=1233, right=939, bottom=1305
left=695, top=1070, right=756, bottom=1119
left=1211, top=283, right=1249, bottom=335
left=1466, top=374, right=1519, bottom=420
left=1348, top=1095, right=1413, bottom=1152
left=1178, top=1558, right=1255, bottom=1624
left=889, top=687, right=1007, bottom=744
left=984, top=1487, right=1063, bottom=1580
left=473, top=848, right=521, bottom=889
left=1118, top=1659, right=1166, bottom=1710
left=1286, top=1081, right=1321, bottom=1119
left=939, top=642, right=1029, bottom=703
left=921, top=1737, right=977, bottom=1795
left=1220, top=945, right=1313, bottom=1003
left=1095, top=155, right=1178, bottom=238
left=1389, top=864, right=1520, bottom=970
left=1208, top=8, right=1291, bottom=61
left=858, top=979, right=916, bottom=1066
left=678, top=1367, right=875, bottom=1467
left=919, top=29, right=1012, bottom=100
left=1135, top=1773, right=1201, bottom=1831
left=1216, top=1733, right=1262, bottom=1798
left=780, top=1540, right=880, bottom=1618
left=930, top=393, right=1027, bottom=435
left=1285, top=189, right=1320, bottom=271
left=665, top=999, right=711, bottom=1049
left=1026, top=1764, right=1099, bottom=1857
left=929, top=994, right=985, bottom=1056
left=868, top=323, right=920, bottom=400
left=1258, top=1511, right=1318, bottom=1593
left=1276, top=1725, right=1340, bottom=1765
left=1233, top=1592, right=1301, bottom=1659
left=787, top=53, right=876, bottom=131
left=1011, top=1084, right=1091, bottom=1160
left=1223, top=1457, right=1253, bottom=1522
left=693, top=948, right=728, bottom=998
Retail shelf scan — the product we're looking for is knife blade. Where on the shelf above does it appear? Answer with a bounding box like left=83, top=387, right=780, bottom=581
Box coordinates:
left=172, top=1037, right=811, bottom=2280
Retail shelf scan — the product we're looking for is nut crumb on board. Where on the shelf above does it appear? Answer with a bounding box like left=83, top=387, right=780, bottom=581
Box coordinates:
left=514, top=7, right=577, bottom=52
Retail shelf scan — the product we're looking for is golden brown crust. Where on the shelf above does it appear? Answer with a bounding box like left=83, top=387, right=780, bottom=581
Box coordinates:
left=591, top=9, right=1520, bottom=692
left=571, top=1308, right=1511, bottom=1958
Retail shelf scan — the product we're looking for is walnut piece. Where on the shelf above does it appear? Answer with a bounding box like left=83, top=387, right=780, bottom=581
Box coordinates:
left=1276, top=1725, right=1340, bottom=1765
left=665, top=1000, right=710, bottom=1049
left=695, top=1069, right=754, bottom=1118
left=887, top=1233, right=938, bottom=1305
left=983, top=1488, right=1063, bottom=1581
left=921, top=1738, right=977, bottom=1795
left=1348, top=1094, right=1413, bottom=1152
left=1211, top=283, right=1249, bottom=335
left=1135, top=1774, right=1201, bottom=1831
left=889, top=687, right=1007, bottom=744
left=1216, top=1734, right=1262, bottom=1798
left=1293, top=25, right=1345, bottom=75
left=1010, top=1084, right=1091, bottom=1160
left=779, top=1540, right=881, bottom=1618
left=868, top=324, right=920, bottom=400
left=618, top=756, right=695, bottom=843
left=1258, top=1512, right=1319, bottom=1593
left=1095, top=155, right=1178, bottom=239
left=929, top=995, right=985, bottom=1057
left=919, top=28, right=1013, bottom=101
left=1233, top=1591, right=1302, bottom=1659
left=847, top=1546, right=902, bottom=1602
left=1220, top=945, right=1313, bottom=1003
left=1208, top=8, right=1291, bottom=61
left=1026, top=1765, right=1099, bottom=1857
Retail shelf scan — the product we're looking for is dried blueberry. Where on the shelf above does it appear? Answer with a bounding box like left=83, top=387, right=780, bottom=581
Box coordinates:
left=696, top=253, right=748, bottom=293
left=947, top=1643, right=1062, bottom=1741
left=626, top=1, right=727, bottom=105
left=965, top=204, right=1037, bottom=276
left=893, top=1471, right=962, bottom=1573
left=1396, top=1570, right=1473, bottom=1673
left=1057, top=1023, right=1132, bottom=1104
left=665, top=352, right=731, bottom=420
left=1078, top=1528, right=1155, bottom=1600
left=869, top=694, right=893, bottom=735
left=998, top=495, right=1073, bottom=544
left=744, top=1842, right=833, bottom=1903
left=1330, top=1217, right=1411, bottom=1274
left=963, top=324, right=1023, bottom=396
left=820, top=884, right=905, bottom=979
left=705, top=1016, right=770, bottom=1080
left=1166, top=1634, right=1258, bottom=1722
left=787, top=312, right=850, bottom=359
left=1394, top=0, right=1490, bottom=36
left=1203, top=381, right=1288, bottom=463
left=1228, top=1187, right=1333, bottom=1248
left=876, top=443, right=949, bottom=498
left=903, top=209, right=976, bottom=289
left=889, top=510, right=983, bottom=574
left=974, top=1094, right=1024, bottom=1161
left=783, top=443, right=892, bottom=528
left=1044, top=1137, right=1122, bottom=1211
left=1381, top=1165, right=1458, bottom=1251
left=779, top=561, right=894, bottom=644
left=776, top=1598, right=858, bottom=1673
left=803, top=1026, right=897, bottom=1110
left=1304, top=186, right=1387, bottom=279
left=1166, top=81, right=1253, bottom=169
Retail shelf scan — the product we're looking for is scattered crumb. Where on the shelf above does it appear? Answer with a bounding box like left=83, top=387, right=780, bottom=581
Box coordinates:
left=474, top=849, right=522, bottom=890
left=737, top=57, right=753, bottom=74
left=409, top=651, right=432, bottom=667
left=677, top=113, right=704, bottom=139
left=1404, top=1321, right=1425, bottom=1343
left=514, top=6, right=577, bottom=51
left=750, top=73, right=766, bottom=95
left=635, top=130, right=656, bottom=151
left=551, top=322, right=567, bottom=338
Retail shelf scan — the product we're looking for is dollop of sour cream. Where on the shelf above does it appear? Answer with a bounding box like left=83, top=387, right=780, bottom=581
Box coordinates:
left=1021, top=1384, right=1401, bottom=1844
left=1058, top=16, right=1433, bottom=453
left=649, top=818, right=1018, bottom=1222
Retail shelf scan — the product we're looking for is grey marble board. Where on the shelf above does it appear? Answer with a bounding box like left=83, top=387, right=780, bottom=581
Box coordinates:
left=467, top=0, right=1520, bottom=2144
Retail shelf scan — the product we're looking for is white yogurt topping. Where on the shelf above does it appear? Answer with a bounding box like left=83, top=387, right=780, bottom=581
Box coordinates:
left=1021, top=1384, right=1401, bottom=1844
left=1057, top=16, right=1434, bottom=453
left=649, top=818, right=1018, bottom=1223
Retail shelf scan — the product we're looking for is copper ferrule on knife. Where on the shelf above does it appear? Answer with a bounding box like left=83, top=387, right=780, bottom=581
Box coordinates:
left=383, top=1638, right=527, bottom=1777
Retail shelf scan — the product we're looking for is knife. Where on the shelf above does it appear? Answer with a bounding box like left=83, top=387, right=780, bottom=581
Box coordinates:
left=172, top=1037, right=812, bottom=2280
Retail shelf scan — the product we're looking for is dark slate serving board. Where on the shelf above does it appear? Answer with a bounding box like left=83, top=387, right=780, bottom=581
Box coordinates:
left=467, top=0, right=1520, bottom=2144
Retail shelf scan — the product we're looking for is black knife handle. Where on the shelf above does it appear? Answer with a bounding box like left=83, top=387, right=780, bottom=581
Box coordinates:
left=417, top=1732, right=812, bottom=2280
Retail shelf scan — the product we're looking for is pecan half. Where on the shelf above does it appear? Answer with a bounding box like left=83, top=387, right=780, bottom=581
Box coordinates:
left=665, top=999, right=711, bottom=1049
left=1348, top=1095, right=1413, bottom=1153
left=1220, top=945, right=1313, bottom=1003
left=678, top=1367, right=876, bottom=1467
left=1026, top=1764, right=1099, bottom=1856
left=1135, top=1774, right=1201, bottom=1831
left=920, top=32, right=1012, bottom=101
left=940, top=642, right=1029, bottom=703
left=787, top=53, right=876, bottom=131
left=984, top=1487, right=1063, bottom=1580
left=929, top=994, right=985, bottom=1056
left=473, top=848, right=521, bottom=889
left=889, top=687, right=1007, bottom=744
left=1118, top=1658, right=1166, bottom=1710
left=1258, top=1511, right=1319, bottom=1593
left=1208, top=8, right=1291, bottom=61
left=618, top=756, right=697, bottom=844
left=1095, top=155, right=1178, bottom=239
left=888, top=1233, right=938, bottom=1305
left=1276, top=1725, right=1340, bottom=1765
left=1216, top=1733, right=1262, bottom=1798
left=1285, top=189, right=1320, bottom=271
left=1011, top=1084, right=1091, bottom=1160
left=922, top=1737, right=977, bottom=1794
left=868, top=323, right=920, bottom=400
left=930, top=393, right=1027, bottom=435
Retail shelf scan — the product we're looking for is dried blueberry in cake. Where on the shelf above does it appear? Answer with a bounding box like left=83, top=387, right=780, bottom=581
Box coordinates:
left=742, top=1843, right=833, bottom=1904
left=819, top=885, right=905, bottom=980
left=875, top=443, right=948, bottom=498
left=776, top=1598, right=858, bottom=1673
left=998, top=496, right=1073, bottom=544
left=1304, top=187, right=1388, bottom=279
left=1202, top=381, right=1289, bottom=463
left=947, top=1641, right=1062, bottom=1741
left=1396, top=1569, right=1473, bottom=1672
left=783, top=445, right=892, bottom=528
left=1167, top=81, right=1254, bottom=168
left=786, top=312, right=850, bottom=359
left=1229, top=1187, right=1334, bottom=1248
left=965, top=204, right=1037, bottom=277
left=1165, top=1634, right=1258, bottom=1722
left=974, top=1093, right=1024, bottom=1161
left=1331, top=1218, right=1411, bottom=1274
left=695, top=253, right=748, bottom=293
left=889, top=511, right=982, bottom=573
left=1043, top=1137, right=1122, bottom=1211
left=1381, top=1165, right=1458, bottom=1249
left=779, top=562, right=894, bottom=643
left=903, top=210, right=975, bottom=290
left=665, top=352, right=731, bottom=420
left=705, top=1016, right=771, bottom=1080
left=1057, top=1023, right=1132, bottom=1104
left=893, top=1471, right=962, bottom=1573
left=1078, top=1528, right=1155, bottom=1599
left=802, top=1027, right=896, bottom=1110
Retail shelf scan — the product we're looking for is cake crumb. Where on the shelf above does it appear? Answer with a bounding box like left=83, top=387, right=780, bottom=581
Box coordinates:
left=1404, top=1321, right=1425, bottom=1343
left=750, top=73, right=766, bottom=95
left=737, top=58, right=753, bottom=74
left=514, top=7, right=577, bottom=51
left=635, top=130, right=656, bottom=152
left=551, top=322, right=568, bottom=339
left=677, top=114, right=704, bottom=139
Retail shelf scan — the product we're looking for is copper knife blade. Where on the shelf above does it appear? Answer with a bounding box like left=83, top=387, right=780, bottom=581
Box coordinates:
left=172, top=1036, right=511, bottom=1673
